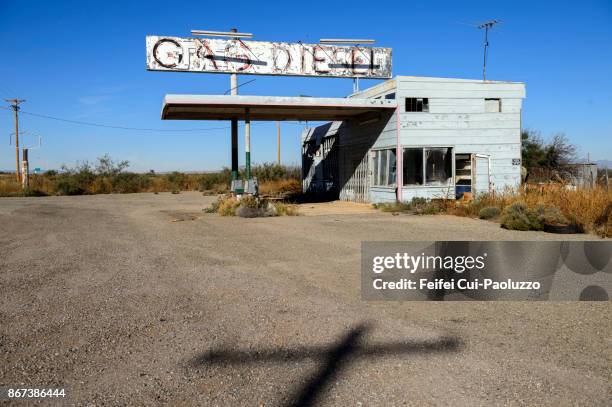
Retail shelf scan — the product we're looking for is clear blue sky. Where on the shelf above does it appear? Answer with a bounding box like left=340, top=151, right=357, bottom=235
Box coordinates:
left=1, top=0, right=611, bottom=172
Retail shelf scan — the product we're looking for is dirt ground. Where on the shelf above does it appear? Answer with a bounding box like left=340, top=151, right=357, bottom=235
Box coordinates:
left=0, top=192, right=609, bottom=406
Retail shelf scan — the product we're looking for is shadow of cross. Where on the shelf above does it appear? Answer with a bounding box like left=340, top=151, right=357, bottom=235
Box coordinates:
left=189, top=323, right=461, bottom=407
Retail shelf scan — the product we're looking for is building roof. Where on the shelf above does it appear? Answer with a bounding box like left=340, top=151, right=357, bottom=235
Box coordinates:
left=161, top=94, right=397, bottom=121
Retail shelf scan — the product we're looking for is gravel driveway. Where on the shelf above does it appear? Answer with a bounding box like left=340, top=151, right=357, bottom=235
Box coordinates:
left=0, top=192, right=609, bottom=406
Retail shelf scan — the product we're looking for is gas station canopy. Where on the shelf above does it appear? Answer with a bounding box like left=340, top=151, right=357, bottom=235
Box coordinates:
left=161, top=94, right=397, bottom=121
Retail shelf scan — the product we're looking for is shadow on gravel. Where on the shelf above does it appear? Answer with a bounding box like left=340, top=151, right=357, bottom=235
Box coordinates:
left=189, top=323, right=461, bottom=407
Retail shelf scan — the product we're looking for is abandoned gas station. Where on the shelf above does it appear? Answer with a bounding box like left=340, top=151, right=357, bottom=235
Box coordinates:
left=147, top=32, right=525, bottom=203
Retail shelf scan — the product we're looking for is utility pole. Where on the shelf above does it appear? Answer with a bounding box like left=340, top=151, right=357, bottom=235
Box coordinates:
left=477, top=20, right=500, bottom=81
left=276, top=121, right=281, bottom=165
left=5, top=99, right=25, bottom=182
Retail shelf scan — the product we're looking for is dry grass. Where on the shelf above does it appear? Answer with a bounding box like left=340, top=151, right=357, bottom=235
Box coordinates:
left=0, top=172, right=302, bottom=198
left=449, top=185, right=611, bottom=237
left=206, top=195, right=299, bottom=217
left=259, top=179, right=302, bottom=197
left=0, top=175, right=23, bottom=196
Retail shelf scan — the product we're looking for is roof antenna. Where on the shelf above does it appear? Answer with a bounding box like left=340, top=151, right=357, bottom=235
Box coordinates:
left=477, top=20, right=501, bottom=81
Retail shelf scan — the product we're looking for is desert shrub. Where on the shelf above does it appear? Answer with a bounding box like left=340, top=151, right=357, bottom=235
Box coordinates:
left=421, top=201, right=443, bottom=215
left=90, top=177, right=113, bottom=194
left=111, top=173, right=152, bottom=194
left=479, top=206, right=501, bottom=219
left=259, top=179, right=302, bottom=197
left=534, top=204, right=569, bottom=226
left=373, top=197, right=445, bottom=215
left=272, top=202, right=299, bottom=216
left=235, top=205, right=267, bottom=218
left=55, top=165, right=95, bottom=195
left=500, top=203, right=531, bottom=231
left=203, top=197, right=226, bottom=213
left=594, top=202, right=612, bottom=238
left=55, top=180, right=83, bottom=195
left=411, top=197, right=428, bottom=206
left=251, top=163, right=300, bottom=182
left=376, top=202, right=412, bottom=212
left=163, top=171, right=188, bottom=191
left=411, top=198, right=443, bottom=215
left=217, top=196, right=241, bottom=216
left=198, top=168, right=232, bottom=191
left=239, top=195, right=260, bottom=209
left=501, top=201, right=574, bottom=232
left=210, top=195, right=298, bottom=217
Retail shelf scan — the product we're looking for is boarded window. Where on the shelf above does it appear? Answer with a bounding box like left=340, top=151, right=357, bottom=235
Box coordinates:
left=405, top=98, right=429, bottom=112
left=403, top=148, right=424, bottom=185
left=485, top=98, right=501, bottom=112
left=372, top=149, right=396, bottom=186
left=425, top=147, right=453, bottom=185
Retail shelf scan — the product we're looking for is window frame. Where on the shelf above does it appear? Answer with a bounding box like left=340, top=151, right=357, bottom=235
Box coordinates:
left=402, top=146, right=455, bottom=187
left=485, top=98, right=502, bottom=113
left=405, top=97, right=429, bottom=112
left=371, top=148, right=397, bottom=187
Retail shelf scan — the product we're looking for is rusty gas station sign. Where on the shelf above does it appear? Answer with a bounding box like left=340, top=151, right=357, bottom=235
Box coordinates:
left=146, top=36, right=392, bottom=78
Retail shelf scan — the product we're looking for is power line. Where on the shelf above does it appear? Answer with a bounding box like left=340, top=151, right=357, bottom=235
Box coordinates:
left=0, top=105, right=310, bottom=130
left=0, top=106, right=234, bottom=132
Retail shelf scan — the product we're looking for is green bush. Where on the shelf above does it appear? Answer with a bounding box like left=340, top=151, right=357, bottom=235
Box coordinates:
left=55, top=181, right=83, bottom=195
left=501, top=203, right=542, bottom=231
left=501, top=202, right=575, bottom=232
left=111, top=173, right=152, bottom=194
left=374, top=197, right=443, bottom=215
left=198, top=168, right=232, bottom=191
left=479, top=206, right=501, bottom=219
left=250, top=163, right=300, bottom=182
left=164, top=171, right=188, bottom=190
left=533, top=204, right=569, bottom=226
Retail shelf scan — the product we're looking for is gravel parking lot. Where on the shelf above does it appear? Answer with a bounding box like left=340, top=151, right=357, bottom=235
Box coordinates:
left=0, top=192, right=609, bottom=406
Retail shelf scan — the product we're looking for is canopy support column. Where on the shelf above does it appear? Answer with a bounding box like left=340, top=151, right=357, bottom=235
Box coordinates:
left=245, top=108, right=251, bottom=179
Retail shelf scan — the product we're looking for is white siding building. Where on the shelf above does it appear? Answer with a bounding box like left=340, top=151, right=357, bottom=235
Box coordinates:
left=301, top=76, right=526, bottom=203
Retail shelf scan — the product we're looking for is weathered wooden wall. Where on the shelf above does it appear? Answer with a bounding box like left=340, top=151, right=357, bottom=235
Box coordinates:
left=396, top=76, right=525, bottom=201
left=302, top=76, right=525, bottom=203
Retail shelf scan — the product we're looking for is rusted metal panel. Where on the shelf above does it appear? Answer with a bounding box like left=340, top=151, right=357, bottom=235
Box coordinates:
left=146, top=36, right=392, bottom=79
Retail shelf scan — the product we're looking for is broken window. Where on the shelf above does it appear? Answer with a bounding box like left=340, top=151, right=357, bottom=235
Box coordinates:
left=425, top=147, right=453, bottom=186
left=403, top=147, right=453, bottom=186
left=405, top=98, right=429, bottom=112
left=379, top=150, right=388, bottom=185
left=403, top=148, right=424, bottom=185
left=485, top=98, right=501, bottom=112
left=372, top=149, right=396, bottom=186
